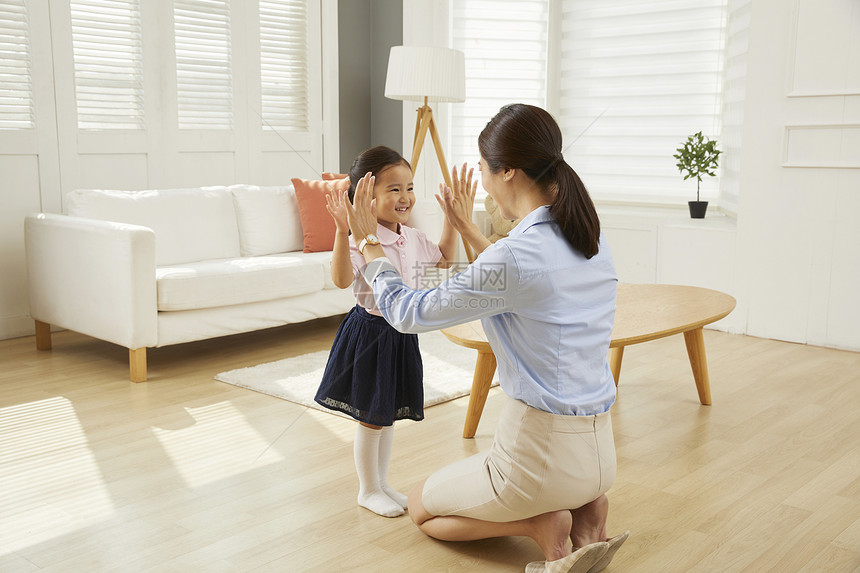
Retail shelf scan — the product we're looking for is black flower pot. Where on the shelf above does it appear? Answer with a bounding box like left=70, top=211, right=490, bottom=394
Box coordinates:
left=688, top=200, right=708, bottom=219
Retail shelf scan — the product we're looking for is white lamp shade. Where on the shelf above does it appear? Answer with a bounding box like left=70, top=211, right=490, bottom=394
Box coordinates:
left=385, top=46, right=466, bottom=103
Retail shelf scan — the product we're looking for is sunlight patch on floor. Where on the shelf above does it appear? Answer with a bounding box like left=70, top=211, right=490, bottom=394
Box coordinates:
left=151, top=401, right=285, bottom=488
left=0, top=397, right=115, bottom=552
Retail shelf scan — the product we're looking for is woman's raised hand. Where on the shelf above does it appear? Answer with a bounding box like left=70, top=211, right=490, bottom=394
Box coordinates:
left=436, top=164, right=477, bottom=232
left=344, top=172, right=378, bottom=241
left=325, top=187, right=350, bottom=232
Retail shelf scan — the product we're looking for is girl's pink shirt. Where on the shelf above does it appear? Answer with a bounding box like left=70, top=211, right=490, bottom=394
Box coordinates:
left=348, top=223, right=442, bottom=316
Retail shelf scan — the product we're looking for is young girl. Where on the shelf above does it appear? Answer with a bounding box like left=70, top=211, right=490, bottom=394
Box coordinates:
left=314, top=145, right=464, bottom=517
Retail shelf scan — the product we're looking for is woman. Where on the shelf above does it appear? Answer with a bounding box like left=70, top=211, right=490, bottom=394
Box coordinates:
left=345, top=104, right=628, bottom=573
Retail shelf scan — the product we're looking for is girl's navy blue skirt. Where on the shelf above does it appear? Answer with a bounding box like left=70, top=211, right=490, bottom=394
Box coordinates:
left=314, top=305, right=424, bottom=426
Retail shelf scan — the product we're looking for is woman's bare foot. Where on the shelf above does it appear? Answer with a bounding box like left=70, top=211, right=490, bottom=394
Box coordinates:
left=569, top=494, right=609, bottom=548
left=527, top=509, right=573, bottom=561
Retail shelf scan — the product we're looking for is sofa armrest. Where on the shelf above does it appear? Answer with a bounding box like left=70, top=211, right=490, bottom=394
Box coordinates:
left=25, top=213, right=158, bottom=349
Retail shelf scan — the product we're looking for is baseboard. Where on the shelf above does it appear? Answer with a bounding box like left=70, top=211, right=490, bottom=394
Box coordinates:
left=0, top=314, right=36, bottom=341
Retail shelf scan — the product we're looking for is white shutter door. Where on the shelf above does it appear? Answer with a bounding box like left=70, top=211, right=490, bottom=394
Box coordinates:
left=0, top=0, right=33, bottom=130
left=70, top=0, right=144, bottom=129
left=174, top=0, right=232, bottom=130
left=259, top=0, right=308, bottom=131
left=452, top=0, right=548, bottom=188
left=559, top=0, right=728, bottom=205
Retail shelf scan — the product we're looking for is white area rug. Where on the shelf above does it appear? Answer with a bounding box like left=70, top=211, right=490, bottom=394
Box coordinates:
left=215, top=331, right=496, bottom=418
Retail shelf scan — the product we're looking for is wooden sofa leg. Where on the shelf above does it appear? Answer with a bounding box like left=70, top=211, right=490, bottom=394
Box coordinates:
left=35, top=320, right=52, bottom=350
left=129, top=348, right=147, bottom=382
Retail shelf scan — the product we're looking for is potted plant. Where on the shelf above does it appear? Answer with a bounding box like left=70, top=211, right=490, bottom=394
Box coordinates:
left=674, top=131, right=721, bottom=218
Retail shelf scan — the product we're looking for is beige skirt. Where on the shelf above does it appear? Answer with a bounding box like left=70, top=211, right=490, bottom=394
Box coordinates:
left=422, top=396, right=616, bottom=522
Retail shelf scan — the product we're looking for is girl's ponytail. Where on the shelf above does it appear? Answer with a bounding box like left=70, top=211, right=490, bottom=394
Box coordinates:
left=347, top=145, right=411, bottom=202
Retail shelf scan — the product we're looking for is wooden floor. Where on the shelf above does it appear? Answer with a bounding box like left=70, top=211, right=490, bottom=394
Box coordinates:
left=1, top=319, right=859, bottom=572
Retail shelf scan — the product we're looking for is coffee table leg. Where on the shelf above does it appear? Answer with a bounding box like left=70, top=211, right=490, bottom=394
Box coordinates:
left=463, top=350, right=497, bottom=439
left=683, top=327, right=712, bottom=405
left=609, top=347, right=624, bottom=386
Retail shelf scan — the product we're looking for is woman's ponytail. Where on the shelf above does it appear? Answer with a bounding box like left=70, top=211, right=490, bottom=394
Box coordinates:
left=552, top=160, right=600, bottom=259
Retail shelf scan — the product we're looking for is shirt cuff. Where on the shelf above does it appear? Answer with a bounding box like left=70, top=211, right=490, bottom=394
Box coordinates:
left=363, top=257, right=397, bottom=283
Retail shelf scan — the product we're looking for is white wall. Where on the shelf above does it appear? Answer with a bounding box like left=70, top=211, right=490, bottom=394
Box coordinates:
left=733, top=0, right=860, bottom=350
left=338, top=0, right=404, bottom=171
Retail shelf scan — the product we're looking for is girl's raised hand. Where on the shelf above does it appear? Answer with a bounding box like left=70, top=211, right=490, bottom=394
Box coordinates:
left=436, top=163, right=477, bottom=232
left=344, top=172, right=378, bottom=241
left=325, top=187, right=350, bottom=232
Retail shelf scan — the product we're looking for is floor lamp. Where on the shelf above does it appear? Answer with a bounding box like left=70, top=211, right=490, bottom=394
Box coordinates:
left=384, top=46, right=475, bottom=262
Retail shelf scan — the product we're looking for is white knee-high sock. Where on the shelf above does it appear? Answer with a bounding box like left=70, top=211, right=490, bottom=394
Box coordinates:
left=354, top=425, right=404, bottom=517
left=378, top=425, right=408, bottom=508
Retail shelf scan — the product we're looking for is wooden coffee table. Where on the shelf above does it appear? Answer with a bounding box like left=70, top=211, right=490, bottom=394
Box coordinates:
left=441, top=284, right=736, bottom=438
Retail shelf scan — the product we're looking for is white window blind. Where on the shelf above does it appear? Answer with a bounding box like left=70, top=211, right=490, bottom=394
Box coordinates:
left=0, top=0, right=33, bottom=130
left=70, top=0, right=144, bottom=129
left=174, top=0, right=232, bottom=130
left=718, top=0, right=751, bottom=216
left=452, top=0, right=548, bottom=188
left=259, top=0, right=308, bottom=131
left=558, top=0, right=728, bottom=205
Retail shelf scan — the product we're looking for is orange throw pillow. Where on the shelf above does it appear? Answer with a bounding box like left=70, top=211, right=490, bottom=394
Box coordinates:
left=322, top=172, right=349, bottom=180
left=292, top=177, right=350, bottom=253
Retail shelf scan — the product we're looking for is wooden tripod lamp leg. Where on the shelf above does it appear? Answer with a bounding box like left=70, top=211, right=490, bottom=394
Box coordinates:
left=410, top=100, right=477, bottom=264
left=410, top=106, right=432, bottom=172
left=426, top=112, right=477, bottom=263
left=413, top=105, right=426, bottom=152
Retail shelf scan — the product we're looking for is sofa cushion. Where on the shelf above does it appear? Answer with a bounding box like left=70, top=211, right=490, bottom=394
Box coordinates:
left=155, top=253, right=327, bottom=311
left=322, top=172, right=349, bottom=180
left=65, top=187, right=241, bottom=266
left=229, top=184, right=304, bottom=256
left=297, top=251, right=340, bottom=290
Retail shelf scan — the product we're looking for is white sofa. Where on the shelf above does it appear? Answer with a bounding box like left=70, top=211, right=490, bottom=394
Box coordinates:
left=24, top=184, right=360, bottom=382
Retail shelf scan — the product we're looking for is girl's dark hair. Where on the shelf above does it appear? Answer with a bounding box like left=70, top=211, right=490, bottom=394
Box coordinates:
left=478, top=104, right=601, bottom=259
left=347, top=145, right=411, bottom=201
